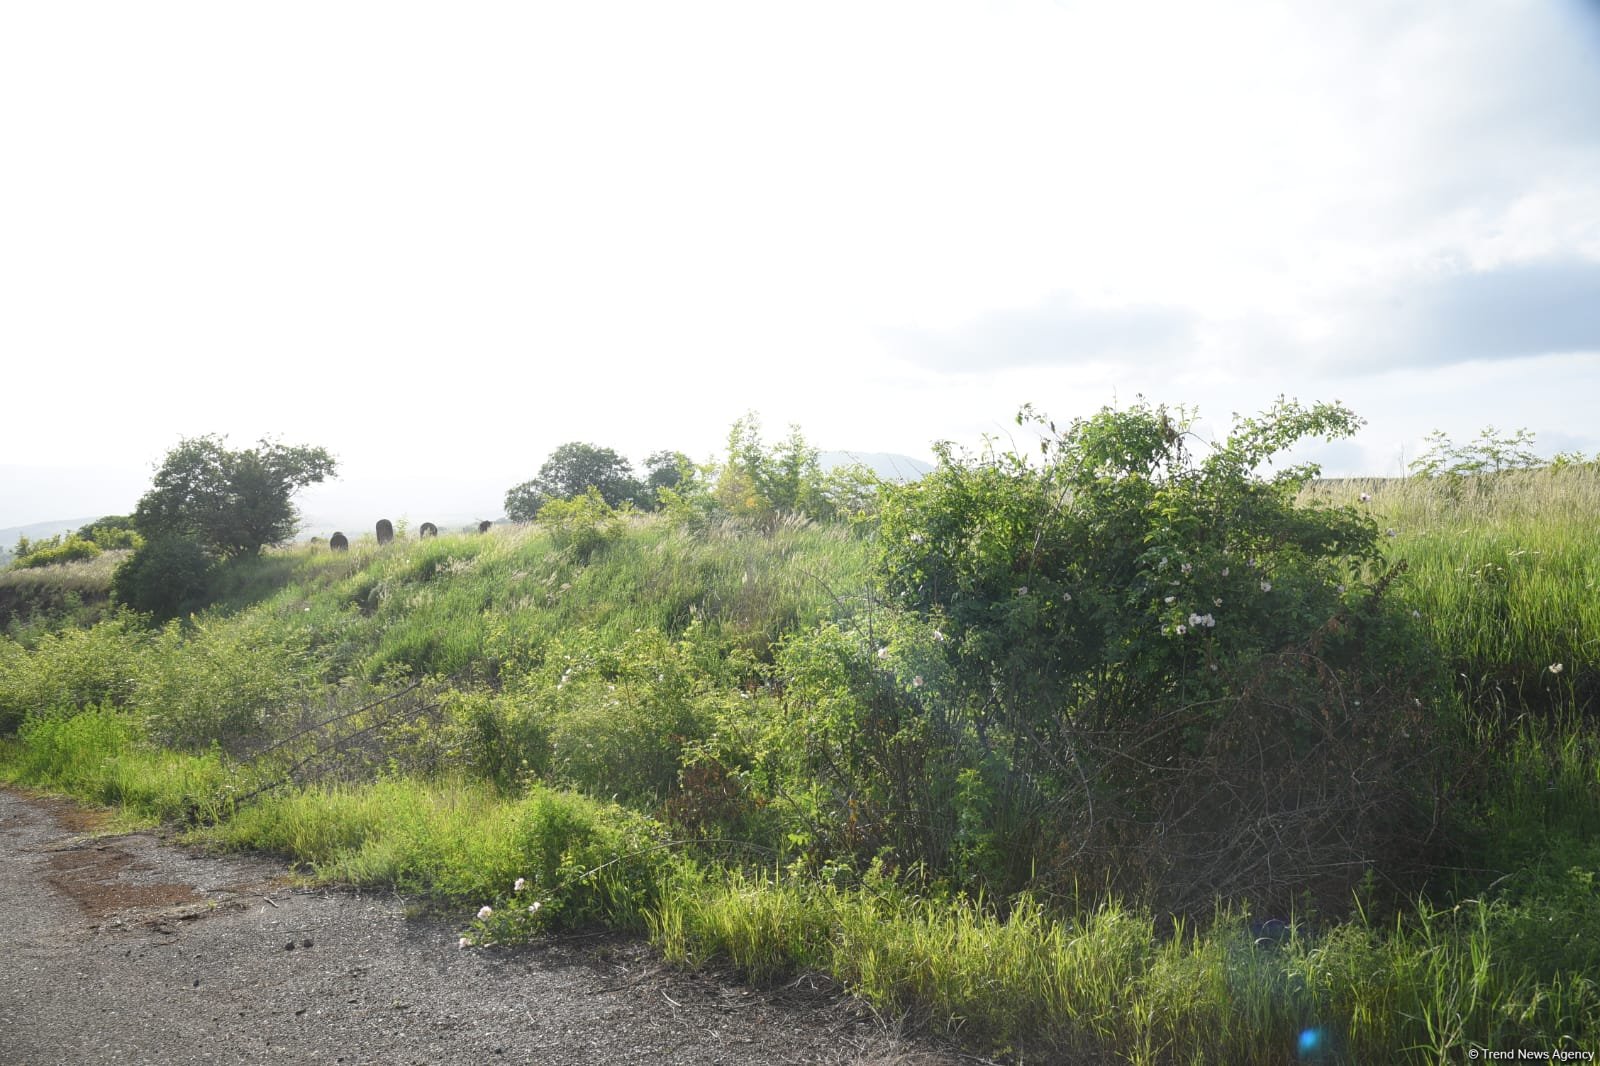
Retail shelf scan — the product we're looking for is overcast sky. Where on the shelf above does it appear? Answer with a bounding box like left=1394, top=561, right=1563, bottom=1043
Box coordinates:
left=3, top=0, right=1598, bottom=529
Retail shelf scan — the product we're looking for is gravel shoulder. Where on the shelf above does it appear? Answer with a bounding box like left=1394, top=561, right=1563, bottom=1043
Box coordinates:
left=0, top=787, right=967, bottom=1066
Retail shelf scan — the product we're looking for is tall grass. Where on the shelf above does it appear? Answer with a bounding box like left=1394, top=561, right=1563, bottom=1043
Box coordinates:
left=208, top=776, right=668, bottom=925
left=1, top=706, right=248, bottom=824
left=8, top=698, right=1597, bottom=1061
left=649, top=869, right=1599, bottom=1061
left=1307, top=468, right=1600, bottom=712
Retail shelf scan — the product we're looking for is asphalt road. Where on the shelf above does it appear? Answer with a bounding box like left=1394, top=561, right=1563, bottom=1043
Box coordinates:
left=0, top=787, right=961, bottom=1066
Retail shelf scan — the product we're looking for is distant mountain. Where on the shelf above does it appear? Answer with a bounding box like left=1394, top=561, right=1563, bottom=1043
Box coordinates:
left=0, top=516, right=101, bottom=554
left=0, top=516, right=105, bottom=567
left=818, top=451, right=934, bottom=481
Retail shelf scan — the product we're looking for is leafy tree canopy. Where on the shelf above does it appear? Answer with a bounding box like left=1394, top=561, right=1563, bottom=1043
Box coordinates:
left=133, top=435, right=337, bottom=557
left=111, top=534, right=214, bottom=618
left=1409, top=426, right=1543, bottom=478
left=505, top=442, right=638, bottom=520
left=628, top=450, right=691, bottom=513
left=76, top=515, right=142, bottom=550
left=643, top=449, right=689, bottom=492
left=716, top=413, right=828, bottom=518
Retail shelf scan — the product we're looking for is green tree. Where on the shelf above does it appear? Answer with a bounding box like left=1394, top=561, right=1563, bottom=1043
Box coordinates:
left=505, top=443, right=638, bottom=521
left=111, top=535, right=214, bottom=618
left=503, top=481, right=548, bottom=524
left=716, top=413, right=827, bottom=519
left=1408, top=425, right=1544, bottom=478
left=76, top=515, right=142, bottom=550
left=133, top=436, right=337, bottom=557
left=635, top=449, right=691, bottom=511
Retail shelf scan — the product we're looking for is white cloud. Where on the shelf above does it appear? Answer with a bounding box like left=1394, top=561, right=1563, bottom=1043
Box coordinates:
left=2, top=0, right=1597, bottom=525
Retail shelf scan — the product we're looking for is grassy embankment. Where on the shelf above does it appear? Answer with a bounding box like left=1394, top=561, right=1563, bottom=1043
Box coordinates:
left=4, top=472, right=1600, bottom=1062
left=0, top=549, right=129, bottom=635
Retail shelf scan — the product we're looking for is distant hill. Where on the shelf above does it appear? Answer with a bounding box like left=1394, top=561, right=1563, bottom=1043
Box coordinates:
left=0, top=518, right=102, bottom=546
left=818, top=451, right=933, bottom=481
left=0, top=517, right=102, bottom=565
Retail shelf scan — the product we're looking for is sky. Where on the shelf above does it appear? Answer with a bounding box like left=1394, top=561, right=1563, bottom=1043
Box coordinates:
left=3, top=0, right=1599, bottom=530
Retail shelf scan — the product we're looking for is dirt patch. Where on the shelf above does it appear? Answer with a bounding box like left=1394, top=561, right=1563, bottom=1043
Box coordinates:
left=27, top=791, right=115, bottom=833
left=46, top=843, right=205, bottom=917
left=18, top=789, right=291, bottom=925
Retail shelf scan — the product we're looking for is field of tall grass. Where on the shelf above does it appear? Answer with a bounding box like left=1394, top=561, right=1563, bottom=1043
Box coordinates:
left=1307, top=470, right=1600, bottom=714
left=3, top=465, right=1599, bottom=1062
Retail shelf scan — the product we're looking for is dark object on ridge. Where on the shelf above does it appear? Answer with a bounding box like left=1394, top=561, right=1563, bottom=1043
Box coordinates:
left=1251, top=918, right=1293, bottom=947
left=419, top=522, right=438, bottom=539
left=478, top=520, right=491, bottom=534
left=329, top=532, right=348, bottom=552
left=376, top=519, right=394, bottom=545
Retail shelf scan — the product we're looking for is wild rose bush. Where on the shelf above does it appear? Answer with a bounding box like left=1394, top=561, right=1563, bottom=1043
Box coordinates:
left=793, top=398, right=1453, bottom=911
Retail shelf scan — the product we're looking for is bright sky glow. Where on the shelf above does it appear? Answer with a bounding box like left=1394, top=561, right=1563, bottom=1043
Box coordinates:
left=3, top=0, right=1598, bottom=528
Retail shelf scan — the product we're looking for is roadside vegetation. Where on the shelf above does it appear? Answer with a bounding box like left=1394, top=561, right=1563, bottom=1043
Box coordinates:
left=3, top=405, right=1598, bottom=1062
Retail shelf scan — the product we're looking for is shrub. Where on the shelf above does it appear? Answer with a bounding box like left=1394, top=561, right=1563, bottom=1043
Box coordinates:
left=536, top=487, right=626, bottom=562
left=76, top=515, right=144, bottom=551
left=112, top=535, right=215, bottom=619
left=1409, top=426, right=1544, bottom=479
left=442, top=688, right=550, bottom=792
left=133, top=612, right=320, bottom=753
left=818, top=398, right=1456, bottom=910
left=0, top=614, right=150, bottom=733
left=9, top=533, right=102, bottom=569
left=521, top=627, right=714, bottom=806
left=716, top=413, right=832, bottom=522
left=776, top=610, right=1001, bottom=883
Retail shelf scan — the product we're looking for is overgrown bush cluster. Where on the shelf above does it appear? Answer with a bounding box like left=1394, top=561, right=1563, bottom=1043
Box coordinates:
left=781, top=399, right=1453, bottom=913
left=506, top=413, right=881, bottom=532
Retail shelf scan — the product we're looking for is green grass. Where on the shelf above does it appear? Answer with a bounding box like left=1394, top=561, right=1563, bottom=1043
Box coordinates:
left=207, top=776, right=669, bottom=926
left=648, top=868, right=1599, bottom=1062
left=0, top=549, right=129, bottom=636
left=0, top=706, right=250, bottom=824
left=1306, top=469, right=1600, bottom=713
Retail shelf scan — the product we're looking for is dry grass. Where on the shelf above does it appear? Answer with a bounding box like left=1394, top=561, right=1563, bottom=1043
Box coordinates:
left=0, top=550, right=129, bottom=595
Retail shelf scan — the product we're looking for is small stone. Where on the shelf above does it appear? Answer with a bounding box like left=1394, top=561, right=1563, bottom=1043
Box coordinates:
left=301, top=938, right=313, bottom=949
left=285, top=941, right=296, bottom=951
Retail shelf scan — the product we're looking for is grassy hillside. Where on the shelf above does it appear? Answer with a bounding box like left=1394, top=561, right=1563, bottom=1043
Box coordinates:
left=0, top=550, right=128, bottom=635
left=3, top=457, right=1600, bottom=1062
